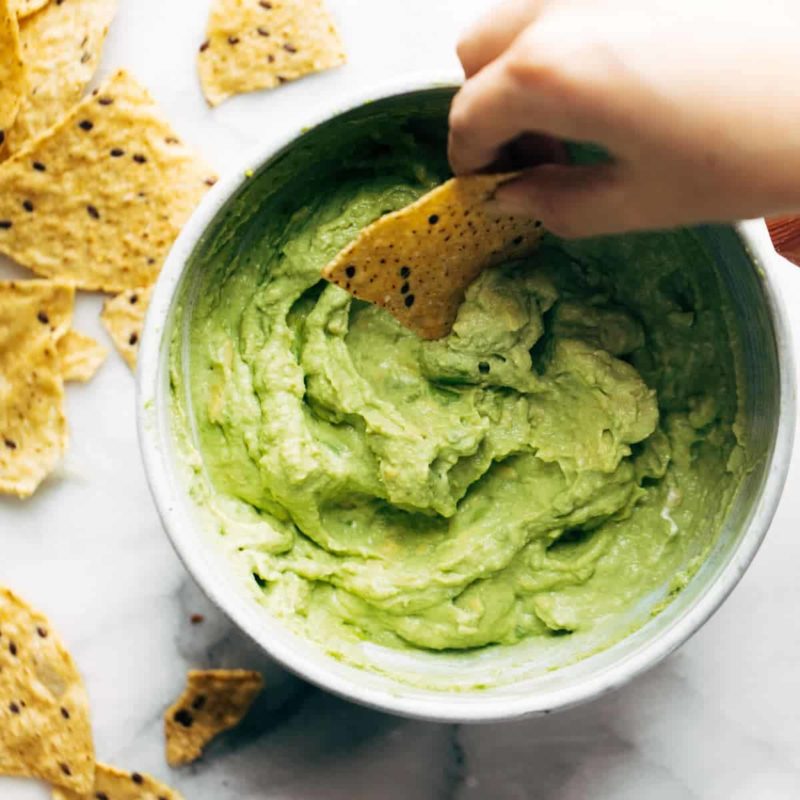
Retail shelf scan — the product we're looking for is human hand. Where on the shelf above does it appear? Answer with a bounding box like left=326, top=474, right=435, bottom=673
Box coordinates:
left=449, top=0, right=800, bottom=237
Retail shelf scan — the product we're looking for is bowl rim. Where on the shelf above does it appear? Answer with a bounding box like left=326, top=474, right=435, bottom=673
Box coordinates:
left=137, top=73, right=796, bottom=723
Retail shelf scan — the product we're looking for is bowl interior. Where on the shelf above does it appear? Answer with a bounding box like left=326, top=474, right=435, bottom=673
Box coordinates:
left=144, top=86, right=789, bottom=719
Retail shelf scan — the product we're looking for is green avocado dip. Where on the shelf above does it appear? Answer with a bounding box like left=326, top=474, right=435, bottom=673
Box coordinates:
left=171, top=108, right=746, bottom=672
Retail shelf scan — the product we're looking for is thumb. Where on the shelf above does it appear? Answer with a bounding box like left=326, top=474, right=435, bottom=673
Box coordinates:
left=490, top=163, right=639, bottom=238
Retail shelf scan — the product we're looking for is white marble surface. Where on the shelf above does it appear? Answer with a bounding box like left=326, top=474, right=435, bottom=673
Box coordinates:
left=2, top=0, right=800, bottom=797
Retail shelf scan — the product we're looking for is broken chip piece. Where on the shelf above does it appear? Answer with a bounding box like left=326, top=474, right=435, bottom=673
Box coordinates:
left=58, top=329, right=107, bottom=383
left=5, top=0, right=117, bottom=155
left=164, top=669, right=263, bottom=766
left=0, top=279, right=74, bottom=497
left=321, top=174, right=544, bottom=340
left=100, top=285, right=152, bottom=370
left=0, top=0, right=25, bottom=154
left=52, top=762, right=184, bottom=800
left=0, top=587, right=95, bottom=793
left=198, top=0, right=346, bottom=106
left=0, top=69, right=216, bottom=292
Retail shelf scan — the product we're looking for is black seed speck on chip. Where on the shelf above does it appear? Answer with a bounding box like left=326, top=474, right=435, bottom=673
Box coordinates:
left=80, top=52, right=91, bottom=64
left=78, top=119, right=93, bottom=131
left=191, top=694, right=207, bottom=711
left=345, top=265, right=356, bottom=278
left=97, top=793, right=110, bottom=800
left=283, top=43, right=297, bottom=53
left=174, top=708, right=193, bottom=727
left=512, top=235, right=523, bottom=245
left=400, top=266, right=411, bottom=278
left=199, top=40, right=210, bottom=52
left=400, top=282, right=410, bottom=294
left=36, top=626, right=47, bottom=637
left=478, top=361, right=490, bottom=374
left=59, top=763, right=71, bottom=776
left=128, top=332, right=139, bottom=346
left=61, top=706, right=70, bottom=719
left=0, top=131, right=4, bottom=146
left=9, top=642, right=17, bottom=656
left=131, top=773, right=144, bottom=785
left=9, top=702, right=19, bottom=714
left=257, top=26, right=270, bottom=36
left=4, top=438, right=17, bottom=450
left=428, top=214, right=439, bottom=225
left=87, top=205, right=100, bottom=219
left=98, top=96, right=113, bottom=105
left=33, top=161, right=45, bottom=171
left=228, top=35, right=240, bottom=45
left=130, top=293, right=138, bottom=305
left=260, top=0, right=273, bottom=7
left=37, top=311, right=49, bottom=325
left=133, top=153, right=147, bottom=164
left=22, top=200, right=34, bottom=212
left=0, top=220, right=12, bottom=229
left=404, top=294, right=415, bottom=308
left=110, top=148, right=124, bottom=157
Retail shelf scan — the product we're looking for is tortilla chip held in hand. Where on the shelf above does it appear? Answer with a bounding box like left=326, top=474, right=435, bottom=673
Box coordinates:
left=0, top=588, right=95, bottom=793
left=321, top=174, right=544, bottom=340
left=198, top=0, right=346, bottom=106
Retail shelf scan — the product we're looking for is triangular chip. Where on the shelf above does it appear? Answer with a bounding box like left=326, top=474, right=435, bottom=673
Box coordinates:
left=4, top=0, right=117, bottom=155
left=321, top=174, right=544, bottom=340
left=100, top=285, right=151, bottom=370
left=52, top=762, right=184, bottom=800
left=0, top=0, right=25, bottom=153
left=0, top=588, right=94, bottom=792
left=164, top=669, right=263, bottom=766
left=198, top=0, right=346, bottom=107
left=58, top=329, right=107, bottom=382
left=14, top=0, right=49, bottom=19
left=0, top=279, right=73, bottom=497
left=0, top=69, right=217, bottom=291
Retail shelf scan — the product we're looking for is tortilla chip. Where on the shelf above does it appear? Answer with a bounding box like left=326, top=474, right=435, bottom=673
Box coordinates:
left=198, top=0, right=346, bottom=107
left=15, top=0, right=49, bottom=19
left=0, top=69, right=217, bottom=291
left=0, top=588, right=94, bottom=792
left=0, top=279, right=74, bottom=497
left=321, top=175, right=545, bottom=340
left=164, top=669, right=263, bottom=766
left=58, top=330, right=107, bottom=382
left=100, top=285, right=151, bottom=370
left=5, top=0, right=117, bottom=155
left=52, top=762, right=184, bottom=800
left=0, top=0, right=25, bottom=154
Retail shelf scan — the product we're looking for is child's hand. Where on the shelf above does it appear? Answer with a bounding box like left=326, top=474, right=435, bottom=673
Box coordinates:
left=449, top=0, right=800, bottom=237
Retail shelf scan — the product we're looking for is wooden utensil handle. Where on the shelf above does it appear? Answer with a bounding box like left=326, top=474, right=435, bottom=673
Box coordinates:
left=768, top=216, right=800, bottom=266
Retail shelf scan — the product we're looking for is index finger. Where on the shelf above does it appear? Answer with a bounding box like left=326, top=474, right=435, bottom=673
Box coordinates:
left=457, top=0, right=548, bottom=78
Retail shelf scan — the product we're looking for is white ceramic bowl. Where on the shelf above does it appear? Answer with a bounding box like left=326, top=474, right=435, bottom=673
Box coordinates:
left=137, top=76, right=796, bottom=722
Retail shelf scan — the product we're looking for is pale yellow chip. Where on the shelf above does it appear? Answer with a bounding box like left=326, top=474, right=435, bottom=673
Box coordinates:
left=0, top=588, right=95, bottom=793
left=165, top=669, right=263, bottom=766
left=52, top=762, right=184, bottom=800
left=322, top=175, right=545, bottom=340
left=198, top=0, right=346, bottom=106
left=100, top=285, right=151, bottom=370
left=0, top=0, right=25, bottom=153
left=5, top=0, right=117, bottom=155
left=0, top=70, right=217, bottom=291
left=14, top=0, right=50, bottom=19
left=58, top=329, right=107, bottom=382
left=0, top=279, right=73, bottom=497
